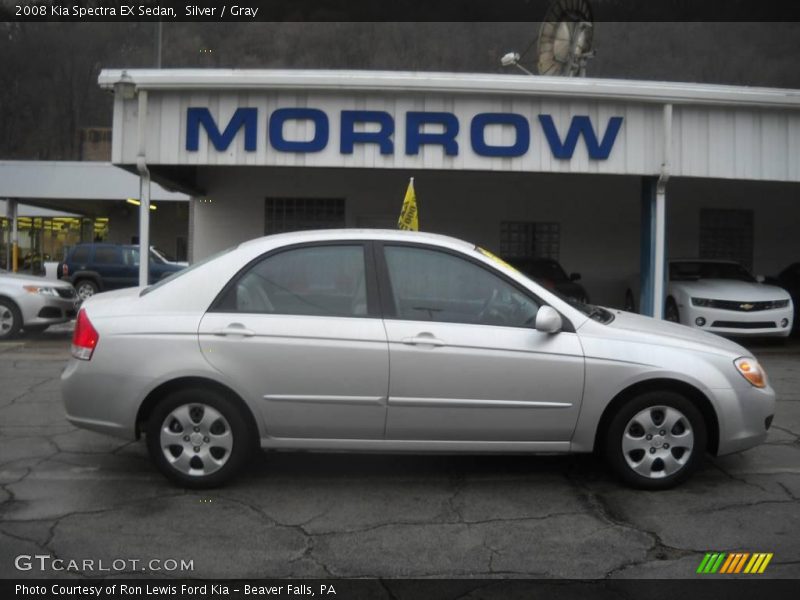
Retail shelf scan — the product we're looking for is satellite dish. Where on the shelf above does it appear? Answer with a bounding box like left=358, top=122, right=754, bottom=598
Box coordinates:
left=537, top=0, right=595, bottom=77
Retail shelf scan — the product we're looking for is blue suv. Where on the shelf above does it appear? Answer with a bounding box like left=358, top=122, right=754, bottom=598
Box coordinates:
left=57, top=243, right=186, bottom=300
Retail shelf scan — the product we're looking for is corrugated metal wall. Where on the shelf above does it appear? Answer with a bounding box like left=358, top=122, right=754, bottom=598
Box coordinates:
left=113, top=90, right=800, bottom=183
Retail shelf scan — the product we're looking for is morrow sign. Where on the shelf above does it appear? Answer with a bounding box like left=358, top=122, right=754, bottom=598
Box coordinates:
left=186, top=108, right=624, bottom=160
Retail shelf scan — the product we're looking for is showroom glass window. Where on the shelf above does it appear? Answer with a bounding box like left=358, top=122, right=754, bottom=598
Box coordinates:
left=383, top=246, right=539, bottom=327
left=220, top=245, right=367, bottom=317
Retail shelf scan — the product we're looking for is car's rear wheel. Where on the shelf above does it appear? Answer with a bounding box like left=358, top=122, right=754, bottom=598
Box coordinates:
left=0, top=299, right=22, bottom=340
left=664, top=297, right=680, bottom=323
left=146, top=388, right=253, bottom=488
left=604, top=391, right=706, bottom=490
left=75, top=279, right=99, bottom=300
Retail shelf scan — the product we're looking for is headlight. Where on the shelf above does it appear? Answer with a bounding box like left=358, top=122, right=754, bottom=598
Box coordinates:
left=691, top=297, right=713, bottom=307
left=23, top=285, right=59, bottom=297
left=734, top=357, right=767, bottom=389
left=771, top=299, right=789, bottom=309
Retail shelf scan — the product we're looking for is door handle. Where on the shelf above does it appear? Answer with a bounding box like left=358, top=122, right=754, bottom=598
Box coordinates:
left=213, top=323, right=256, bottom=337
left=401, top=334, right=445, bottom=347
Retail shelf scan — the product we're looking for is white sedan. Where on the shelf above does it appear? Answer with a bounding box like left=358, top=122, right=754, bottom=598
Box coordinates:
left=664, top=260, right=793, bottom=338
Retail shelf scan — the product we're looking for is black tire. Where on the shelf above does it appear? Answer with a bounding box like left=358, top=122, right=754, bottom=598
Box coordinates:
left=0, top=299, right=23, bottom=340
left=664, top=297, right=680, bottom=323
left=23, top=324, right=49, bottom=334
left=624, top=290, right=636, bottom=313
left=74, top=279, right=99, bottom=301
left=604, top=391, right=707, bottom=490
left=146, top=388, right=254, bottom=488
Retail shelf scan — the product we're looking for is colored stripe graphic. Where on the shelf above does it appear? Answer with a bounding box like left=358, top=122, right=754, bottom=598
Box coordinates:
left=758, top=553, right=773, bottom=573
left=719, top=554, right=737, bottom=574
left=697, top=553, right=728, bottom=573
left=733, top=553, right=750, bottom=573
left=700, top=552, right=773, bottom=574
left=710, top=553, right=726, bottom=573
left=744, top=553, right=774, bottom=574
left=697, top=553, right=713, bottom=573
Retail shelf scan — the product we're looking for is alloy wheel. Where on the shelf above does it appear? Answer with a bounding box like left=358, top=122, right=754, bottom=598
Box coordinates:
left=159, top=403, right=234, bottom=477
left=621, top=405, right=694, bottom=479
left=0, top=305, right=16, bottom=336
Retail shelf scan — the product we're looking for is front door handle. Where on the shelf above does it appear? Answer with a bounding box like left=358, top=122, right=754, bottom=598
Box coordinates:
left=401, top=333, right=445, bottom=347
left=213, top=323, right=255, bottom=337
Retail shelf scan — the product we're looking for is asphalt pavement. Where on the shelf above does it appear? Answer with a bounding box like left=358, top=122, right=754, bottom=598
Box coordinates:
left=1, top=325, right=799, bottom=579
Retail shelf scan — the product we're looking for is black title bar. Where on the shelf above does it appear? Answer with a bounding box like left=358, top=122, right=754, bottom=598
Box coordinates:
left=2, top=0, right=800, bottom=22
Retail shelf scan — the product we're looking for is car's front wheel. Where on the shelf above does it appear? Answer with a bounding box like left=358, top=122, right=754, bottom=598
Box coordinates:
left=74, top=279, right=99, bottom=300
left=146, top=388, right=253, bottom=488
left=0, top=299, right=22, bottom=340
left=604, top=391, right=707, bottom=490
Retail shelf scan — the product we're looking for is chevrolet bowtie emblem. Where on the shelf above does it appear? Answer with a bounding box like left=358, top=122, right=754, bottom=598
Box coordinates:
left=740, top=303, right=755, bottom=310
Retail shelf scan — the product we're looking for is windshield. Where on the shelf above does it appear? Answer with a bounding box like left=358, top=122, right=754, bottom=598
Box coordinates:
left=475, top=247, right=613, bottom=325
left=670, top=261, right=756, bottom=283
left=151, top=246, right=177, bottom=262
left=140, top=246, right=237, bottom=296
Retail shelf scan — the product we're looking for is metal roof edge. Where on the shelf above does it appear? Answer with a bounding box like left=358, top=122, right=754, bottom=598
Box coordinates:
left=98, top=69, right=800, bottom=109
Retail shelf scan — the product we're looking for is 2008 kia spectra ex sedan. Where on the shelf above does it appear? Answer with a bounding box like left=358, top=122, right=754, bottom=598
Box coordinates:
left=61, top=230, right=775, bottom=490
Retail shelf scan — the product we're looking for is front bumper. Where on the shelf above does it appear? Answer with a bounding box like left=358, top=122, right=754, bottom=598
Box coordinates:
left=679, top=303, right=793, bottom=338
left=20, top=294, right=79, bottom=327
left=714, top=383, right=776, bottom=456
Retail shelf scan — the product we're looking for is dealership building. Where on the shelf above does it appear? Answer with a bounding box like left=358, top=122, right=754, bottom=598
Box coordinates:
left=97, top=69, right=800, bottom=314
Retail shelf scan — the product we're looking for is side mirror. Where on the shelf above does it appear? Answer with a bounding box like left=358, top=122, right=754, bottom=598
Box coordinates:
left=535, top=306, right=563, bottom=333
left=756, top=275, right=765, bottom=283
left=569, top=272, right=582, bottom=281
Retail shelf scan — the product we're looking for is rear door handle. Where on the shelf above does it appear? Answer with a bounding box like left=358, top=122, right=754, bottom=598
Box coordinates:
left=213, top=323, right=255, bottom=337
left=401, top=334, right=445, bottom=347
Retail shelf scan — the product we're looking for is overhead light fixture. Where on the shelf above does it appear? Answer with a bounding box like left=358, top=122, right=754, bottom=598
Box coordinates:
left=126, top=198, right=157, bottom=211
left=500, top=52, right=534, bottom=75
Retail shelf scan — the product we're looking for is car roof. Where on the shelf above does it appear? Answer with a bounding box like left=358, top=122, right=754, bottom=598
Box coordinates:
left=237, top=229, right=477, bottom=252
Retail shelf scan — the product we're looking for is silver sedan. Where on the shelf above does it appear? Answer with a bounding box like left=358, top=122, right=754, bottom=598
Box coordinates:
left=61, top=230, right=775, bottom=490
left=0, top=270, right=78, bottom=339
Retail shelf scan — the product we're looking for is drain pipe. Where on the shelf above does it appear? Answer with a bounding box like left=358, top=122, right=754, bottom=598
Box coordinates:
left=135, top=89, right=151, bottom=288
left=652, top=103, right=672, bottom=320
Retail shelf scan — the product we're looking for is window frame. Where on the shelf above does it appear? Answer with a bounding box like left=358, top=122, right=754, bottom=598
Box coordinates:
left=373, top=241, right=574, bottom=332
left=207, top=241, right=381, bottom=319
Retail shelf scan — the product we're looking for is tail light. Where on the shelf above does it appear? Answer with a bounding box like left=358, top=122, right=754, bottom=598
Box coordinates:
left=72, top=309, right=99, bottom=360
left=62, top=263, right=69, bottom=277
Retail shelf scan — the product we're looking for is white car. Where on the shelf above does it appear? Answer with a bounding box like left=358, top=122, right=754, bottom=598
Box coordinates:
left=627, top=260, right=793, bottom=338
left=0, top=269, right=78, bottom=339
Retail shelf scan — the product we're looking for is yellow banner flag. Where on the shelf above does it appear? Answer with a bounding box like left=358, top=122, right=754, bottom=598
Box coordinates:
left=397, top=177, right=418, bottom=231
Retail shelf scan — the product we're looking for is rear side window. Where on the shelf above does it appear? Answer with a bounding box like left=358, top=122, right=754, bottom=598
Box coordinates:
left=70, top=247, right=90, bottom=263
left=216, top=245, right=368, bottom=318
left=93, top=247, right=121, bottom=265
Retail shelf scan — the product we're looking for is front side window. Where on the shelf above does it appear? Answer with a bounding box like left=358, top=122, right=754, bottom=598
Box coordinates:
left=384, top=246, right=539, bottom=327
left=218, top=245, right=368, bottom=317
